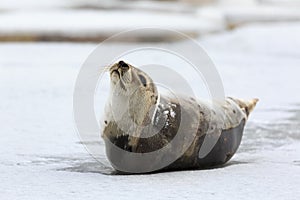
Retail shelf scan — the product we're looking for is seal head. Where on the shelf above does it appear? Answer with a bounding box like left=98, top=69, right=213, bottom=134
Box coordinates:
left=105, top=61, right=159, bottom=148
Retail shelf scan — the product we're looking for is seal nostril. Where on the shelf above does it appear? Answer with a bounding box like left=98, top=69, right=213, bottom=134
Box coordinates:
left=118, top=60, right=129, bottom=70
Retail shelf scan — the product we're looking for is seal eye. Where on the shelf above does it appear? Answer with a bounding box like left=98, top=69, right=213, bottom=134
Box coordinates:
left=138, top=74, right=147, bottom=87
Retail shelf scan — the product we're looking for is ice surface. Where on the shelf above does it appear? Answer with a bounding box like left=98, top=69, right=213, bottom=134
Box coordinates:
left=0, top=10, right=223, bottom=41
left=1, top=0, right=300, bottom=43
left=1, top=22, right=300, bottom=199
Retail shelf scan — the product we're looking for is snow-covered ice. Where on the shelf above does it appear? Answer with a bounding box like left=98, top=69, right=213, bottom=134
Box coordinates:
left=2, top=0, right=300, bottom=42
left=1, top=22, right=300, bottom=199
left=0, top=10, right=225, bottom=42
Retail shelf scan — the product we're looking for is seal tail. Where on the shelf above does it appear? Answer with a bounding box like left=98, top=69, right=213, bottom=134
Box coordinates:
left=229, top=97, right=259, bottom=117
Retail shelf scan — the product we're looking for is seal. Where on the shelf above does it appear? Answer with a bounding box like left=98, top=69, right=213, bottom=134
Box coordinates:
left=102, top=60, right=258, bottom=174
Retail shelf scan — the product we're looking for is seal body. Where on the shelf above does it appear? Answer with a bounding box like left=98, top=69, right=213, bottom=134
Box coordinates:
left=102, top=61, right=258, bottom=174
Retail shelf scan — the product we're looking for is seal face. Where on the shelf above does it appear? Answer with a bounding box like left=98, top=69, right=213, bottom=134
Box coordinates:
left=102, top=61, right=258, bottom=174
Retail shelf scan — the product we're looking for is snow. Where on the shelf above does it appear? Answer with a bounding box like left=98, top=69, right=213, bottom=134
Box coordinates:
left=222, top=6, right=300, bottom=26
left=0, top=10, right=223, bottom=40
left=1, top=0, right=300, bottom=42
left=0, top=0, right=69, bottom=10
left=1, top=22, right=300, bottom=199
left=0, top=0, right=193, bottom=11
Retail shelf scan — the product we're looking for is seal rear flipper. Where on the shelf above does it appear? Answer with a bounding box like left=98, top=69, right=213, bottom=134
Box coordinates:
left=228, top=97, right=259, bottom=118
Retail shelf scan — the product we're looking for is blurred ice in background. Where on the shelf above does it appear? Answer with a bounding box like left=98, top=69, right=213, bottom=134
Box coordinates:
left=1, top=0, right=300, bottom=199
left=1, top=0, right=300, bottom=42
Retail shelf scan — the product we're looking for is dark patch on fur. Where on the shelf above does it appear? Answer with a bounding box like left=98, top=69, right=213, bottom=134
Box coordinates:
left=107, top=98, right=180, bottom=153
left=163, top=119, right=245, bottom=171
left=195, top=119, right=245, bottom=168
left=245, top=107, right=249, bottom=116
left=103, top=96, right=246, bottom=174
